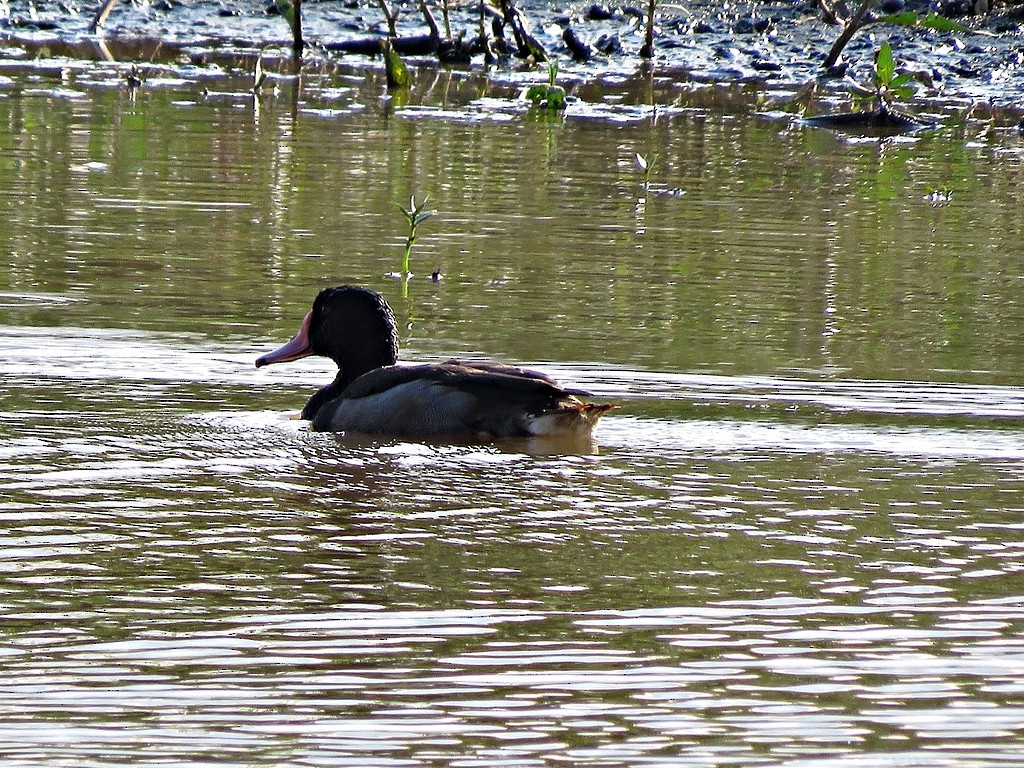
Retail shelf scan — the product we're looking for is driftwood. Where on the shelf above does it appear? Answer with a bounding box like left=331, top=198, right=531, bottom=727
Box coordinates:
left=822, top=0, right=875, bottom=69
left=802, top=108, right=933, bottom=134
left=88, top=0, right=120, bottom=32
left=562, top=27, right=592, bottom=62
left=496, top=0, right=547, bottom=60
left=325, top=34, right=439, bottom=56
left=325, top=33, right=485, bottom=61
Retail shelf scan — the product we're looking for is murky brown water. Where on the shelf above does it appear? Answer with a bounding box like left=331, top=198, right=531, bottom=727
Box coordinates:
left=3, top=55, right=1024, bottom=766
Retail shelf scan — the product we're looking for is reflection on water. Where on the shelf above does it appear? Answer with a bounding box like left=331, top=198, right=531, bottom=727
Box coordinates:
left=3, top=327, right=1024, bottom=766
left=2, top=60, right=1024, bottom=767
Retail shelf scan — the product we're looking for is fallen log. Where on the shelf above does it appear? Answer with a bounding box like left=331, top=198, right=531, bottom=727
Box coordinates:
left=325, top=33, right=439, bottom=56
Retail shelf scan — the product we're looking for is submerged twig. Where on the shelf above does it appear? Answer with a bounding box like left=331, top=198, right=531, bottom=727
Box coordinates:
left=479, top=0, right=495, bottom=64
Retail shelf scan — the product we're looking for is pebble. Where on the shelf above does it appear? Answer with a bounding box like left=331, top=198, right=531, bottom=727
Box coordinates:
left=586, top=4, right=617, bottom=21
left=595, top=33, right=621, bottom=55
left=879, top=0, right=905, bottom=13
left=733, top=16, right=772, bottom=35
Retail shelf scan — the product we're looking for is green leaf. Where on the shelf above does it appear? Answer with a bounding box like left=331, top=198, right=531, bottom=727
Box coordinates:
left=875, top=41, right=895, bottom=87
left=399, top=196, right=435, bottom=228
left=915, top=12, right=969, bottom=33
left=525, top=84, right=547, bottom=106
left=524, top=83, right=564, bottom=110
left=880, top=10, right=968, bottom=32
left=382, top=40, right=411, bottom=90
left=880, top=11, right=918, bottom=26
left=547, top=60, right=558, bottom=87
left=890, top=72, right=914, bottom=89
left=275, top=0, right=296, bottom=30
left=544, top=85, right=566, bottom=110
left=413, top=209, right=436, bottom=227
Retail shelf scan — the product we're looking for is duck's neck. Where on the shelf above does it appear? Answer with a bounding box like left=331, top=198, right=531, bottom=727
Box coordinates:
left=301, top=371, right=348, bottom=420
left=301, top=346, right=397, bottom=421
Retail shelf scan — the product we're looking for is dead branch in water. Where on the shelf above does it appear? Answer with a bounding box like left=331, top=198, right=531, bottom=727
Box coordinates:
left=88, top=0, right=119, bottom=32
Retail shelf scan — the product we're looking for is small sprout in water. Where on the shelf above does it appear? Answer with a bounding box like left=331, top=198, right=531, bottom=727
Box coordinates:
left=847, top=40, right=919, bottom=114
left=635, top=152, right=658, bottom=185
left=253, top=54, right=268, bottom=93
left=523, top=60, right=566, bottom=111
left=397, top=195, right=436, bottom=278
left=400, top=195, right=436, bottom=230
left=383, top=39, right=411, bottom=90
left=873, top=41, right=916, bottom=110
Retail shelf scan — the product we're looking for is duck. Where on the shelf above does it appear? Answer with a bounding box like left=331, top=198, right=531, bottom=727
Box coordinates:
left=255, top=285, right=614, bottom=439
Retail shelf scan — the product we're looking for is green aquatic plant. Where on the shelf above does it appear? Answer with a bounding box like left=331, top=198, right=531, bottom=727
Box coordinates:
left=382, top=39, right=411, bottom=89
left=397, top=195, right=436, bottom=279
left=822, top=0, right=967, bottom=71
left=847, top=41, right=916, bottom=113
left=635, top=152, right=658, bottom=186
left=871, top=40, right=916, bottom=110
left=524, top=60, right=566, bottom=111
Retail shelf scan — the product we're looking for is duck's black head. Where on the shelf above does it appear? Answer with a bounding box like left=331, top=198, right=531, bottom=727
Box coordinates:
left=308, top=285, right=399, bottom=372
left=256, top=285, right=399, bottom=382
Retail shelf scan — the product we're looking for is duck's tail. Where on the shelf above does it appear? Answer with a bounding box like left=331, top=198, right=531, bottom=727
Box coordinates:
left=529, top=399, right=617, bottom=438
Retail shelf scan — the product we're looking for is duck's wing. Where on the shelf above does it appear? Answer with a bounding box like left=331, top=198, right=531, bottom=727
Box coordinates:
left=441, top=360, right=597, bottom=397
left=338, top=362, right=575, bottom=401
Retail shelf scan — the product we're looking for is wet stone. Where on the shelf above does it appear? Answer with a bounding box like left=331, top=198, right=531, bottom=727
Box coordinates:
left=733, top=16, right=772, bottom=35
left=586, top=4, right=617, bottom=21
left=594, top=33, right=621, bottom=55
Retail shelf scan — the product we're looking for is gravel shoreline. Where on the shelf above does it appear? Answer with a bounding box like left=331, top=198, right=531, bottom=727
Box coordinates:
left=2, top=1, right=1023, bottom=120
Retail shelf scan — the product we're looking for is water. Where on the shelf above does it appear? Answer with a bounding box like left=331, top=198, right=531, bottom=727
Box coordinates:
left=2, top=52, right=1024, bottom=766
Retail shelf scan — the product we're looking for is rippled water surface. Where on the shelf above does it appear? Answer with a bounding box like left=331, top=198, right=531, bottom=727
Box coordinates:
left=2, top=56, right=1024, bottom=766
